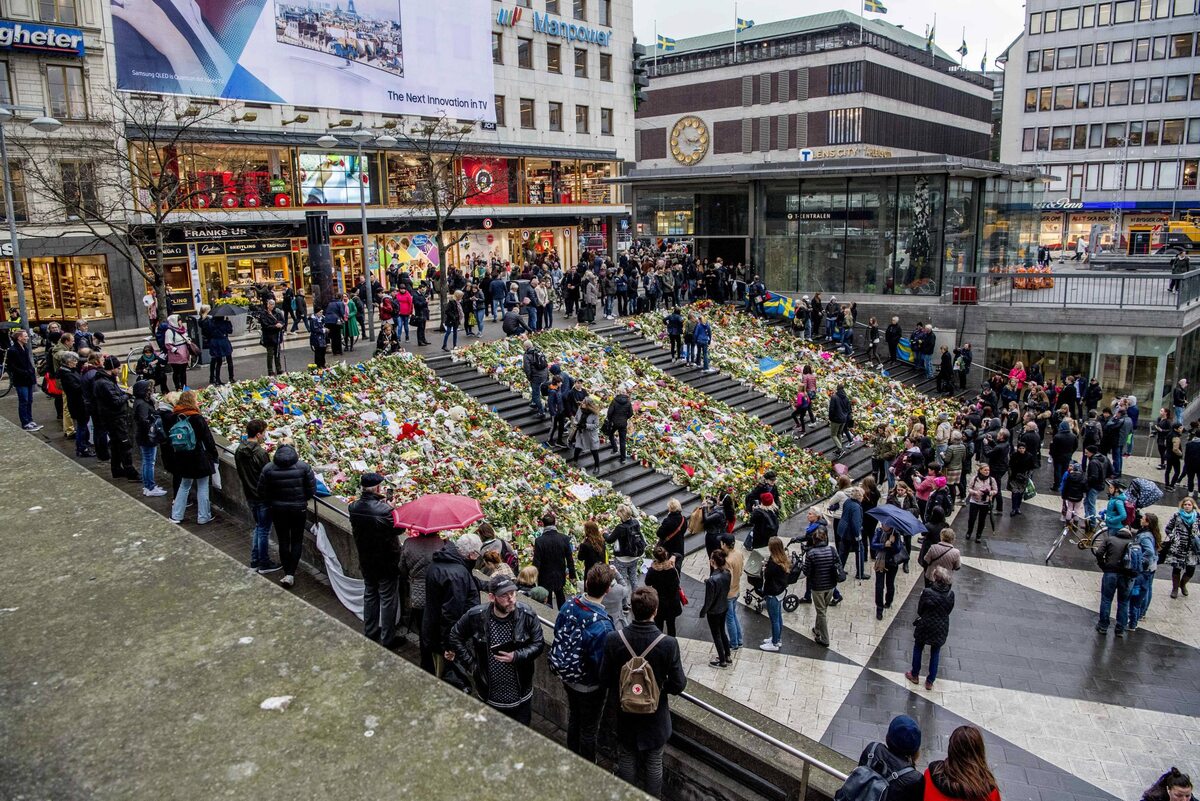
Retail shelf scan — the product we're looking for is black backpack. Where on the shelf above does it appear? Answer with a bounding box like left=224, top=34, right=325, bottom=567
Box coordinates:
left=835, top=743, right=916, bottom=801
left=530, top=349, right=548, bottom=372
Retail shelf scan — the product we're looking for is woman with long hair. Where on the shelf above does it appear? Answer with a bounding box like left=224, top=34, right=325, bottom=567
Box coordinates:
left=1165, top=497, right=1199, bottom=598
left=760, top=537, right=791, bottom=652
left=699, top=549, right=732, bottom=667
left=644, top=545, right=682, bottom=636
left=576, top=519, right=607, bottom=577
left=923, top=725, right=1001, bottom=800
left=167, top=390, right=218, bottom=525
left=1129, top=511, right=1162, bottom=630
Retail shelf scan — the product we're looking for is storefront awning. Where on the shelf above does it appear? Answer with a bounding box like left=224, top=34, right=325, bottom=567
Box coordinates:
left=613, top=154, right=1044, bottom=184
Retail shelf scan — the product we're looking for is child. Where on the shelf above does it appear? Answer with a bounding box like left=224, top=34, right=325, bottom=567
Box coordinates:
left=135, top=344, right=168, bottom=395
left=516, top=565, right=549, bottom=604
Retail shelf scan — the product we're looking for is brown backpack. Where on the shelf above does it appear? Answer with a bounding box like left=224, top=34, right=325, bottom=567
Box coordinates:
left=616, top=629, right=666, bottom=714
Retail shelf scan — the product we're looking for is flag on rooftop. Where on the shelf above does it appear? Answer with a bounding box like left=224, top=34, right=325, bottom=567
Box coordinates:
left=737, top=17, right=755, bottom=30
left=863, top=0, right=888, bottom=14
left=657, top=34, right=677, bottom=51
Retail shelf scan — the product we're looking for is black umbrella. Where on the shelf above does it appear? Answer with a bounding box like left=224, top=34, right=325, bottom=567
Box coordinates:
left=212, top=304, right=248, bottom=317
left=866, top=503, right=928, bottom=536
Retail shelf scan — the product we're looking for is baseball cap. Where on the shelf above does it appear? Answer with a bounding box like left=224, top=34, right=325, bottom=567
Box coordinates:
left=488, top=575, right=517, bottom=595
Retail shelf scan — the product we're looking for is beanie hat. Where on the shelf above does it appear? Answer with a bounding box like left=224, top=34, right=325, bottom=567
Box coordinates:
left=886, top=715, right=922, bottom=758
left=760, top=492, right=775, bottom=507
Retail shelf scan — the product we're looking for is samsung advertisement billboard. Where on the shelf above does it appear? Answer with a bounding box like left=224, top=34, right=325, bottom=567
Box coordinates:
left=111, top=0, right=496, bottom=120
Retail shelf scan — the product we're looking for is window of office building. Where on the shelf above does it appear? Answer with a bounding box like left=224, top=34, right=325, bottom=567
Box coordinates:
left=1108, top=80, right=1130, bottom=105
left=1158, top=161, right=1178, bottom=188
left=1138, top=0, right=1154, bottom=18
left=38, top=0, right=75, bottom=23
left=1165, top=75, right=1188, bottom=101
left=1027, top=51, right=1040, bottom=72
left=1162, top=118, right=1185, bottom=144
left=1029, top=11, right=1042, bottom=33
left=1098, top=2, right=1112, bottom=24
left=1146, top=119, right=1160, bottom=145
left=1193, top=74, right=1200, bottom=100
left=1149, top=76, right=1164, bottom=102
left=1037, top=127, right=1050, bottom=149
left=518, top=37, right=533, bottom=68
left=1055, top=85, right=1076, bottom=109
left=573, top=0, right=586, bottom=21
left=1077, top=83, right=1092, bottom=107
left=546, top=0, right=560, bottom=12
left=574, top=48, right=587, bottom=77
left=1136, top=38, right=1150, bottom=60
left=1025, top=88, right=1037, bottom=112
left=59, top=160, right=98, bottom=218
left=1074, top=124, right=1089, bottom=148
left=495, top=95, right=506, bottom=127
left=1113, top=0, right=1136, bottom=22
left=492, top=32, right=503, bottom=64
left=1140, top=161, right=1156, bottom=188
left=1090, top=123, right=1104, bottom=146
left=1111, top=40, right=1133, bottom=62
left=1129, top=120, right=1145, bottom=144
left=46, top=65, right=86, bottom=120
left=575, top=104, right=589, bottom=133
left=1082, top=4, right=1097, bottom=25
left=1061, top=6, right=1082, bottom=28
left=1039, top=87, right=1053, bottom=110
left=1044, top=10, right=1058, bottom=31
left=546, top=43, right=561, bottom=73
left=829, top=108, right=861, bottom=144
left=1183, top=159, right=1198, bottom=188
left=1105, top=121, right=1127, bottom=146
left=1095, top=42, right=1109, bottom=64
left=1189, top=117, right=1200, bottom=143
left=600, top=107, right=613, bottom=135
left=1093, top=82, right=1107, bottom=106
left=600, top=53, right=611, bottom=81
left=1080, top=44, right=1094, bottom=66
left=829, top=61, right=864, bottom=94
left=1174, top=0, right=1193, bottom=14
left=1052, top=125, right=1072, bottom=149
left=520, top=98, right=534, bottom=129
left=598, top=0, right=610, bottom=26
left=548, top=101, right=563, bottom=131
left=1058, top=47, right=1078, bottom=68
left=1023, top=128, right=1036, bottom=151
left=1169, top=33, right=1194, bottom=57
left=1152, top=36, right=1167, bottom=59
left=1042, top=48, right=1056, bottom=70
left=1132, top=78, right=1146, bottom=103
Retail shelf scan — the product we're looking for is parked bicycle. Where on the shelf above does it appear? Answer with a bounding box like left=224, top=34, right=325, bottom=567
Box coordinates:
left=1046, top=511, right=1104, bottom=565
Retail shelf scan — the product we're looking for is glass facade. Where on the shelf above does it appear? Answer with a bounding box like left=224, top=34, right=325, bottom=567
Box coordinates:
left=979, top=179, right=1042, bottom=271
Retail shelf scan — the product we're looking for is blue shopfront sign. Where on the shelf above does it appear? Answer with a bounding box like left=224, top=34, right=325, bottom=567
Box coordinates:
left=0, top=19, right=84, bottom=57
left=532, top=12, right=612, bottom=47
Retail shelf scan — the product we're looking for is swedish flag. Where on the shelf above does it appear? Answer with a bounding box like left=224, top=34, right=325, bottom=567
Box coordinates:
left=925, top=24, right=936, bottom=53
left=863, top=0, right=887, bottom=14
left=737, top=17, right=755, bottom=31
left=897, top=337, right=916, bottom=364
left=761, top=291, right=796, bottom=320
left=657, top=34, right=677, bottom=51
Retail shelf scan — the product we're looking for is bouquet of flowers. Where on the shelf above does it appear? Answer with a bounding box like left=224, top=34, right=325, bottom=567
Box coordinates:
left=630, top=301, right=960, bottom=444
left=201, top=354, right=643, bottom=559
left=457, top=328, right=832, bottom=516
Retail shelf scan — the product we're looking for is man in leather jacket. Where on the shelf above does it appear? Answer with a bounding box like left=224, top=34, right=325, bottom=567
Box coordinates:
left=349, top=472, right=402, bottom=648
left=449, top=574, right=545, bottom=724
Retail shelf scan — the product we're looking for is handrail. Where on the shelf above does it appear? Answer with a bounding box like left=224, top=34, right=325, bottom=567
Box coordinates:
left=213, top=436, right=850, bottom=793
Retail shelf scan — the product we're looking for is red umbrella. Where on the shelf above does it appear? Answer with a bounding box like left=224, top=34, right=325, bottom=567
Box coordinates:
left=391, top=493, right=484, bottom=534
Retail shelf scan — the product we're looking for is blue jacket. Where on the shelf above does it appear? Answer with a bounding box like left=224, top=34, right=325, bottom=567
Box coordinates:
left=554, top=596, right=613, bottom=687
left=694, top=322, right=712, bottom=346
left=665, top=312, right=684, bottom=336
left=837, top=498, right=863, bottom=543
left=1134, top=529, right=1157, bottom=574
left=1104, top=492, right=1128, bottom=532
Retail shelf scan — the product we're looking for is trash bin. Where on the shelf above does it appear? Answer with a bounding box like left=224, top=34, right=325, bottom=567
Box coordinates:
left=184, top=314, right=210, bottom=365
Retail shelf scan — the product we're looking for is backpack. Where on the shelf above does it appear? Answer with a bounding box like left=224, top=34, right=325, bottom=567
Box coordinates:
left=615, top=275, right=627, bottom=292
left=150, top=414, right=169, bottom=446
left=928, top=488, right=953, bottom=516
left=616, top=629, right=666, bottom=714
left=834, top=743, right=917, bottom=801
left=168, top=416, right=197, bottom=451
left=1121, top=540, right=1143, bottom=574
left=547, top=598, right=611, bottom=684
left=380, top=295, right=395, bottom=316
left=618, top=520, right=647, bottom=558
left=795, top=392, right=811, bottom=411
left=530, top=349, right=548, bottom=372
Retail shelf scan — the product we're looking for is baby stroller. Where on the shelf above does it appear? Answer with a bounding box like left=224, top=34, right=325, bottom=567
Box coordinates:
left=742, top=545, right=804, bottom=614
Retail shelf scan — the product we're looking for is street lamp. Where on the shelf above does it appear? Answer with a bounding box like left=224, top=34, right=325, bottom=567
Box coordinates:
left=0, top=105, right=61, bottom=356
left=317, top=128, right=394, bottom=341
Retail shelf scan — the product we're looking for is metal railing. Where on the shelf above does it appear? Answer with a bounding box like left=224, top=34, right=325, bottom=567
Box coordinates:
left=943, top=268, right=1200, bottom=310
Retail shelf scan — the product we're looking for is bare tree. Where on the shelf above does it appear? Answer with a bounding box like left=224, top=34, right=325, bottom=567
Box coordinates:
left=17, top=91, right=277, bottom=325
left=390, top=116, right=508, bottom=311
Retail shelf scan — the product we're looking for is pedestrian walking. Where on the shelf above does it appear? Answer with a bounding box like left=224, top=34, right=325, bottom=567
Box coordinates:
left=828, top=384, right=853, bottom=454
left=1165, top=497, right=1198, bottom=598
left=255, top=442, right=317, bottom=587
left=605, top=504, right=645, bottom=595
left=167, top=389, right=219, bottom=525
left=1165, top=424, right=1185, bottom=487
left=548, top=564, right=615, bottom=761
left=532, top=512, right=576, bottom=608
left=870, top=523, right=905, bottom=620
left=571, top=395, right=603, bottom=474
left=349, top=472, right=403, bottom=648
left=1128, top=512, right=1161, bottom=630
left=965, top=464, right=998, bottom=543
left=840, top=715, right=923, bottom=801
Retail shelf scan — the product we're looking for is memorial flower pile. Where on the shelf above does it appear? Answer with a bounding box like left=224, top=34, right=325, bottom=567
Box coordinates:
left=630, top=302, right=959, bottom=441
left=201, top=354, right=641, bottom=556
left=457, top=328, right=832, bottom=515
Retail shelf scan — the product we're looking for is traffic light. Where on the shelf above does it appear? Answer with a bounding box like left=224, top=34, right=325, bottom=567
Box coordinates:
left=632, top=39, right=649, bottom=110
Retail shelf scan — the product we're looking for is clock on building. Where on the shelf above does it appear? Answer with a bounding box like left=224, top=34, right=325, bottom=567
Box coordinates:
left=670, top=116, right=709, bottom=166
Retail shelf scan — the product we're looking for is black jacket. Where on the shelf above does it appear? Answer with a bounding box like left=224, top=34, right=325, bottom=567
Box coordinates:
left=1085, top=452, right=1110, bottom=490
left=1060, top=469, right=1088, bottom=502
left=703, top=507, right=727, bottom=556
left=348, top=490, right=401, bottom=582
left=855, top=744, right=923, bottom=801
left=884, top=323, right=902, bottom=345
left=449, top=603, right=545, bottom=704
left=6, top=343, right=35, bottom=387
left=1092, top=527, right=1135, bottom=575
left=803, top=544, right=841, bottom=592
left=605, top=518, right=642, bottom=558
left=255, top=445, right=316, bottom=512
left=750, top=505, right=779, bottom=549
left=58, top=367, right=86, bottom=420
left=1049, top=429, right=1078, bottom=462
left=132, top=395, right=157, bottom=447
left=257, top=308, right=286, bottom=346
left=165, top=411, right=219, bottom=479
left=234, top=441, right=271, bottom=502
left=762, top=558, right=791, bottom=597
left=92, top=371, right=131, bottom=424
left=501, top=310, right=530, bottom=336
left=655, top=511, right=687, bottom=559
left=422, top=542, right=479, bottom=652
left=913, top=579, right=955, bottom=647
left=600, top=621, right=687, bottom=751
left=699, top=569, right=731, bottom=617
left=828, top=389, right=852, bottom=424
left=532, top=527, right=576, bottom=590
left=606, top=395, right=634, bottom=429
left=645, top=563, right=682, bottom=619
left=744, top=480, right=776, bottom=514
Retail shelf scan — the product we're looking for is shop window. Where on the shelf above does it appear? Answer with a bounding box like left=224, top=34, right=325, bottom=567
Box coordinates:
left=520, top=98, right=534, bottom=129
left=492, top=32, right=503, bottom=64
left=46, top=65, right=86, bottom=120
left=1152, top=36, right=1167, bottom=59
left=1079, top=44, right=1094, bottom=66
left=1129, top=120, right=1144, bottom=145
left=517, top=38, right=533, bottom=69
left=1110, top=40, right=1133, bottom=63
left=1037, top=127, right=1050, bottom=150
left=1077, top=82, right=1091, bottom=107
left=573, top=0, right=585, bottom=20
left=1145, top=119, right=1160, bottom=145
left=1024, top=88, right=1037, bottom=112
left=599, top=52, right=612, bottom=81
left=548, top=101, right=563, bottom=131
left=1082, top=4, right=1096, bottom=26
left=1074, top=124, right=1089, bottom=148
left=546, top=43, right=561, bottom=73
left=1108, top=80, right=1130, bottom=105
left=1039, top=87, right=1053, bottom=111
left=600, top=107, right=613, bottom=136
left=1132, top=78, right=1146, bottom=103
left=297, top=150, right=379, bottom=206
left=1055, top=85, right=1075, bottom=109
left=1135, top=39, right=1150, bottom=60
left=1113, top=0, right=1136, bottom=22
left=1057, top=47, right=1077, bottom=69
left=1029, top=11, right=1042, bottom=34
left=385, top=153, right=441, bottom=204
left=1061, top=6, right=1082, bottom=28
left=0, top=160, right=27, bottom=222
left=165, top=144, right=295, bottom=210
left=1149, top=77, right=1163, bottom=102
left=1165, top=75, right=1189, bottom=101
left=578, top=161, right=613, bottom=203
left=525, top=159, right=571, bottom=203
left=1182, top=160, right=1198, bottom=188
left=574, top=48, right=587, bottom=78
left=495, top=95, right=506, bottom=127
left=575, top=104, right=589, bottom=133
left=1104, top=121, right=1126, bottom=147
left=60, top=161, right=98, bottom=219
left=0, top=255, right=112, bottom=323
left=1051, top=125, right=1072, bottom=150
left=1161, top=118, right=1184, bottom=144
left=1157, top=161, right=1178, bottom=188
left=1022, top=128, right=1036, bottom=151
left=38, top=0, right=76, bottom=24
left=1169, top=33, right=1194, bottom=57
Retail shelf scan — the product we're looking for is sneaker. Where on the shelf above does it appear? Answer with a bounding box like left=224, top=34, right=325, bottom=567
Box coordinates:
left=925, top=680, right=935, bottom=690
left=280, top=574, right=295, bottom=587
left=761, top=637, right=773, bottom=644
left=257, top=561, right=283, bottom=574
left=143, top=486, right=168, bottom=497
left=760, top=642, right=780, bottom=652
left=1095, top=624, right=1107, bottom=634
left=196, top=517, right=213, bottom=525
left=709, top=659, right=729, bottom=668
left=23, top=423, right=43, bottom=431
left=1182, top=586, right=1189, bottom=597
left=1114, top=628, right=1125, bottom=638
left=905, top=671, right=919, bottom=685
left=169, top=518, right=183, bottom=524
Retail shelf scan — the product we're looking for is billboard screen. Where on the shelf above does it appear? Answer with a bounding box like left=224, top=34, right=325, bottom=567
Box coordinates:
left=298, top=152, right=377, bottom=206
left=111, top=0, right=496, bottom=120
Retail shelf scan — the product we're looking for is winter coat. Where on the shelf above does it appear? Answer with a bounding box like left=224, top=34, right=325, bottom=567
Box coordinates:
left=58, top=367, right=86, bottom=420
left=522, top=348, right=549, bottom=385
left=164, top=410, right=219, bottom=479
left=750, top=505, right=780, bottom=549
left=699, top=568, right=731, bottom=617
left=572, top=405, right=601, bottom=451
left=837, top=498, right=863, bottom=544
left=1185, top=438, right=1200, bottom=473
left=449, top=602, right=545, bottom=705
left=1049, top=428, right=1078, bottom=462
left=348, top=490, right=401, bottom=582
left=606, top=395, right=634, bottom=429
left=132, top=395, right=157, bottom=448
left=201, top=315, right=233, bottom=358
left=442, top=299, right=463, bottom=327
left=920, top=542, right=961, bottom=584
left=655, top=510, right=687, bottom=560
left=703, top=507, right=727, bottom=555
left=5, top=343, right=35, bottom=387
left=164, top=325, right=191, bottom=365
left=1008, top=449, right=1037, bottom=490
left=803, top=544, right=841, bottom=592
left=395, top=290, right=414, bottom=316
left=913, top=580, right=955, bottom=647
left=411, top=292, right=430, bottom=322
left=234, top=440, right=271, bottom=502
left=255, top=445, right=316, bottom=512
left=1092, top=526, right=1135, bottom=574
left=966, top=473, right=998, bottom=506
left=600, top=621, right=687, bottom=751
left=92, top=370, right=131, bottom=426
left=1060, top=469, right=1088, bottom=501
left=532, top=526, right=576, bottom=590
left=645, top=562, right=683, bottom=620
left=605, top=518, right=643, bottom=559
left=828, top=390, right=852, bottom=424
left=855, top=744, right=924, bottom=801
left=1164, top=513, right=1200, bottom=569
left=422, top=542, right=480, bottom=652
left=502, top=311, right=530, bottom=336
left=399, top=532, right=443, bottom=609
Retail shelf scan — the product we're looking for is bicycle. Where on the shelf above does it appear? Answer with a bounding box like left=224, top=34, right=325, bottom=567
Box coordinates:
left=1045, top=510, right=1103, bottom=565
left=0, top=348, right=10, bottom=397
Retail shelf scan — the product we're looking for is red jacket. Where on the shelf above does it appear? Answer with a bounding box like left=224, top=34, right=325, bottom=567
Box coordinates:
left=395, top=291, right=414, bottom=316
left=922, top=769, right=1001, bottom=801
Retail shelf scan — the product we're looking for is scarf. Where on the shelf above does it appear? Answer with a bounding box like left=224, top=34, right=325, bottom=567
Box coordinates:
left=1179, top=510, right=1197, bottom=526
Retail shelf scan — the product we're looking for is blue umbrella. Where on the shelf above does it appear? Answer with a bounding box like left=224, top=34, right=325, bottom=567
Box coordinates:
left=866, top=503, right=928, bottom=536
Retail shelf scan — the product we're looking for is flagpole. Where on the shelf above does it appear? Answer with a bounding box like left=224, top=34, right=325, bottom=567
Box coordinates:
left=654, top=19, right=658, bottom=70
left=733, top=1, right=738, bottom=64
left=959, top=26, right=965, bottom=66
left=930, top=13, right=936, bottom=67
left=859, top=0, right=864, bottom=45
left=982, top=38, right=988, bottom=72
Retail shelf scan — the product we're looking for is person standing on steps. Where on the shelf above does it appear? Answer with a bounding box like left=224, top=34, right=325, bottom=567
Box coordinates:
left=257, top=298, right=286, bottom=376
left=606, top=504, right=645, bottom=596
left=255, top=442, right=317, bottom=589
left=235, top=419, right=280, bottom=574
left=693, top=314, right=713, bottom=373
left=605, top=383, right=634, bottom=465
left=884, top=316, right=903, bottom=364
left=571, top=395, right=603, bottom=474
left=412, top=286, right=431, bottom=346
left=522, top=340, right=549, bottom=420
left=664, top=307, right=684, bottom=362
left=532, top=512, right=576, bottom=609
left=828, top=384, right=853, bottom=456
